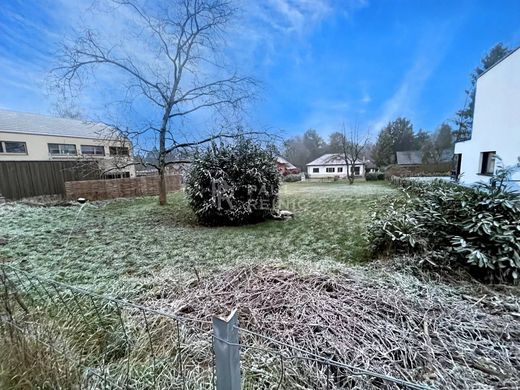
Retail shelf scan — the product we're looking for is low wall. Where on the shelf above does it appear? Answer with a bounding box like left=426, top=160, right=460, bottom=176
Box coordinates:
left=384, top=163, right=452, bottom=180
left=390, top=175, right=453, bottom=186
left=65, top=175, right=182, bottom=200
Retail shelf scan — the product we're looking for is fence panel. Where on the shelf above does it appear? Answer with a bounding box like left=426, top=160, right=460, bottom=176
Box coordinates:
left=65, top=174, right=182, bottom=200
left=0, top=160, right=100, bottom=200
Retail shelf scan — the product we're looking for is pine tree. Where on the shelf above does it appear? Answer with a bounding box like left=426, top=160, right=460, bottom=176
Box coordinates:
left=455, top=43, right=511, bottom=140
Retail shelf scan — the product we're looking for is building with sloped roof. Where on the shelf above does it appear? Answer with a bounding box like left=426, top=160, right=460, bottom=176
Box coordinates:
left=306, top=153, right=368, bottom=178
left=0, top=109, right=135, bottom=178
left=276, top=156, right=300, bottom=175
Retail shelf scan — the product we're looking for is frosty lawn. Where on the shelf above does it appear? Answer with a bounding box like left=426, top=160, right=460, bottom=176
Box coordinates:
left=0, top=181, right=394, bottom=294
left=2, top=181, right=519, bottom=389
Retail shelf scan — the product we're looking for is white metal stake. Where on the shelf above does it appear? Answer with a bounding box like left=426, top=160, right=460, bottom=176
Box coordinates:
left=212, top=308, right=241, bottom=390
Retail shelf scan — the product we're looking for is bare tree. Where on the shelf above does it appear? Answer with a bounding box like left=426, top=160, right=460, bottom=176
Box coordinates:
left=53, top=0, right=256, bottom=205
left=340, top=123, right=370, bottom=185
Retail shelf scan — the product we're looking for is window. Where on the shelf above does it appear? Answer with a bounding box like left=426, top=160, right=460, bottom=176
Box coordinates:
left=103, top=171, right=131, bottom=180
left=0, top=141, right=27, bottom=154
left=480, top=151, right=496, bottom=175
left=81, top=145, right=105, bottom=156
left=48, top=143, right=77, bottom=156
left=354, top=166, right=361, bottom=176
left=312, top=167, right=319, bottom=173
left=453, top=153, right=462, bottom=177
left=326, top=167, right=335, bottom=173
left=337, top=167, right=343, bottom=173
left=109, top=146, right=129, bottom=156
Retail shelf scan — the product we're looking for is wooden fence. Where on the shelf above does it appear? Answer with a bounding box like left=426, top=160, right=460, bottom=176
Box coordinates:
left=65, top=175, right=182, bottom=200
left=0, top=160, right=100, bottom=200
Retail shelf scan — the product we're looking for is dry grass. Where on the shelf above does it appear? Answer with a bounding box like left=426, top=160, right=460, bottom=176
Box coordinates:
left=148, top=262, right=520, bottom=389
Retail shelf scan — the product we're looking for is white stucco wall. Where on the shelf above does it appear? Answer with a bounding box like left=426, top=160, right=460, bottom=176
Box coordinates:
left=454, top=49, right=520, bottom=187
left=0, top=132, right=136, bottom=177
left=307, top=164, right=365, bottom=178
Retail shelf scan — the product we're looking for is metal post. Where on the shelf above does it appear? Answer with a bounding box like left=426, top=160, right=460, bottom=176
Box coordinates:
left=212, top=308, right=240, bottom=390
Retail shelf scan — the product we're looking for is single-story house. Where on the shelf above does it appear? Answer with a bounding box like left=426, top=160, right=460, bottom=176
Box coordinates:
left=454, top=46, right=520, bottom=189
left=306, top=153, right=366, bottom=178
left=276, top=156, right=300, bottom=175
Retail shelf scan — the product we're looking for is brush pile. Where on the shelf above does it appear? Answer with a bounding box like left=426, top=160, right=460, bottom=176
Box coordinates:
left=154, top=263, right=520, bottom=389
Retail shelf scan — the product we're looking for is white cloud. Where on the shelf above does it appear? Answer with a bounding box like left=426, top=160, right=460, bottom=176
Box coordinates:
left=360, top=92, right=371, bottom=104
left=231, top=0, right=367, bottom=67
left=370, top=24, right=454, bottom=131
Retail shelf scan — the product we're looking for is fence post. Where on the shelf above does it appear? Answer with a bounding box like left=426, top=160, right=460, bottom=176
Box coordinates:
left=212, top=308, right=241, bottom=390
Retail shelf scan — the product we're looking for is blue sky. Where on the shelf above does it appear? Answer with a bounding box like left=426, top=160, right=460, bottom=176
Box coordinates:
left=1, top=0, right=520, bottom=141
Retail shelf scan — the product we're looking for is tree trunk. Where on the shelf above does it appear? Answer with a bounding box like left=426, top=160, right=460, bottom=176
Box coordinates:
left=159, top=167, right=167, bottom=205
left=158, top=107, right=170, bottom=205
left=347, top=162, right=354, bottom=184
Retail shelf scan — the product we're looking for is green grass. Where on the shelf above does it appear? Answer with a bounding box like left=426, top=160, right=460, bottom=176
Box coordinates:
left=0, top=181, right=395, bottom=295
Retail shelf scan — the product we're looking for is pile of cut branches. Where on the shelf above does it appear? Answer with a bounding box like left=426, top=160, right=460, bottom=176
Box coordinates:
left=151, top=264, right=520, bottom=389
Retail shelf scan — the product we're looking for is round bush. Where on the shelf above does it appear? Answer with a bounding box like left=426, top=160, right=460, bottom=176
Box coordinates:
left=283, top=174, right=301, bottom=182
left=365, top=172, right=378, bottom=181
left=186, top=138, right=280, bottom=226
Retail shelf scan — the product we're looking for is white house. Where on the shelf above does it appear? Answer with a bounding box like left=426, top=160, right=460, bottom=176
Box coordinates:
left=306, top=153, right=366, bottom=178
left=454, top=47, right=520, bottom=188
left=0, top=109, right=136, bottom=178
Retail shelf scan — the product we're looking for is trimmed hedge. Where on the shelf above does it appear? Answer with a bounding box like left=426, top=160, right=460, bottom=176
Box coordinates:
left=283, top=174, right=301, bottom=182
left=366, top=172, right=385, bottom=181
left=384, top=163, right=452, bottom=179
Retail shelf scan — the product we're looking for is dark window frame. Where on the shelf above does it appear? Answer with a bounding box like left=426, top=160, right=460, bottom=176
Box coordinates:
left=103, top=171, right=131, bottom=180
left=48, top=143, right=77, bottom=156
left=326, top=167, right=335, bottom=173
left=312, top=167, right=319, bottom=173
left=81, top=145, right=105, bottom=156
left=480, top=151, right=496, bottom=175
left=109, top=146, right=130, bottom=156
left=337, top=167, right=343, bottom=173
left=354, top=166, right=361, bottom=176
left=0, top=141, right=27, bottom=154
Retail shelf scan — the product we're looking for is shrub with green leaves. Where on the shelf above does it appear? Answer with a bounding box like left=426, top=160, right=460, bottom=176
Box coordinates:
left=365, top=172, right=379, bottom=181
left=186, top=138, right=280, bottom=226
left=283, top=174, right=301, bottom=182
left=369, top=164, right=520, bottom=282
left=366, top=172, right=385, bottom=181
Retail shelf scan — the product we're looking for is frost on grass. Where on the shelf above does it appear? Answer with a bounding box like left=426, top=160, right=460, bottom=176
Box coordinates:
left=147, top=262, right=520, bottom=389
left=0, top=182, right=395, bottom=293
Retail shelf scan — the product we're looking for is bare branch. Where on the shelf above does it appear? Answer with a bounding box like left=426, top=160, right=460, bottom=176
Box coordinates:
left=52, top=0, right=257, bottom=205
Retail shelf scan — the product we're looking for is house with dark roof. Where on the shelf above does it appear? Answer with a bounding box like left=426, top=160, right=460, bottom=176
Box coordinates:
left=306, top=153, right=369, bottom=178
left=0, top=109, right=135, bottom=178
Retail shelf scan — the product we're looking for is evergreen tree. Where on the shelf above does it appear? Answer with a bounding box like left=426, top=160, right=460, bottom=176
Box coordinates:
left=373, top=128, right=395, bottom=167
left=328, top=132, right=347, bottom=154
left=373, top=117, right=415, bottom=166
left=414, top=130, right=431, bottom=150
left=422, top=123, right=454, bottom=163
left=302, top=129, right=326, bottom=160
left=455, top=43, right=511, bottom=139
